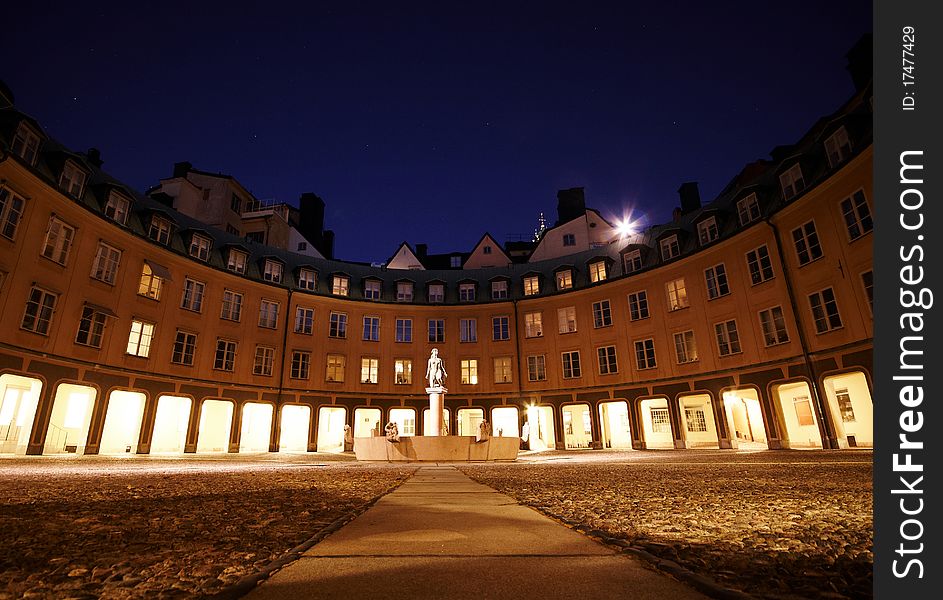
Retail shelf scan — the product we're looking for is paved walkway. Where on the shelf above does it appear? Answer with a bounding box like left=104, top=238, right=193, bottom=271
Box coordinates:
left=245, top=466, right=707, bottom=599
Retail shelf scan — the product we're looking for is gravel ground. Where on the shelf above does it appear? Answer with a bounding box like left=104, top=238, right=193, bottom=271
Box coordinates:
left=0, top=454, right=414, bottom=600
left=460, top=450, right=873, bottom=600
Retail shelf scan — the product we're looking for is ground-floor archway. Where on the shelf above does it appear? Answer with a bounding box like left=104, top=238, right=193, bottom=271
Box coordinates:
left=45, top=384, right=97, bottom=454
left=99, top=391, right=146, bottom=455
left=197, top=400, right=233, bottom=453
left=491, top=406, right=519, bottom=439
left=598, top=400, right=632, bottom=449
left=456, top=408, right=483, bottom=436
left=639, top=398, right=673, bottom=449
left=678, top=394, right=719, bottom=449
left=151, top=395, right=191, bottom=454
left=562, top=404, right=592, bottom=449
left=823, top=371, right=873, bottom=448
left=317, top=406, right=347, bottom=453
left=771, top=381, right=823, bottom=449
left=422, top=408, right=451, bottom=435
left=722, top=389, right=769, bottom=449
left=279, top=405, right=311, bottom=452
left=389, top=407, right=417, bottom=436
left=0, top=374, right=43, bottom=455
left=240, top=402, right=273, bottom=453
left=354, top=407, right=381, bottom=438
left=525, top=405, right=555, bottom=450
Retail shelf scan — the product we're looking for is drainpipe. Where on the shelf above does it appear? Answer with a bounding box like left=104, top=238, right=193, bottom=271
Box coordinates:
left=276, top=288, right=293, bottom=403
left=765, top=218, right=836, bottom=448
left=512, top=297, right=525, bottom=420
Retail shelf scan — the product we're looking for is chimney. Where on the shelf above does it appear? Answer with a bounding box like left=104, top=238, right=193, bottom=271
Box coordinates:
left=556, top=187, right=586, bottom=225
left=845, top=34, right=873, bottom=92
left=320, top=230, right=335, bottom=260
left=416, top=243, right=428, bottom=258
left=86, top=148, right=103, bottom=168
left=173, top=161, right=193, bottom=178
left=672, top=207, right=683, bottom=223
left=298, top=192, right=326, bottom=246
left=677, top=182, right=701, bottom=214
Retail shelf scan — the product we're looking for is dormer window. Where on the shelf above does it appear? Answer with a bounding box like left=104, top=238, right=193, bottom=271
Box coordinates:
left=59, top=161, right=87, bottom=198
left=189, top=234, right=212, bottom=261
left=148, top=215, right=173, bottom=245
left=332, top=275, right=349, bottom=296
left=263, top=260, right=283, bottom=283
left=104, top=192, right=131, bottom=225
left=397, top=281, right=413, bottom=302
left=11, top=123, right=41, bottom=165
left=364, top=280, right=381, bottom=300
left=298, top=268, right=317, bottom=291
left=523, top=275, right=540, bottom=296
left=589, top=260, right=607, bottom=283
left=563, top=233, right=576, bottom=247
left=491, top=280, right=508, bottom=300
left=697, top=217, right=719, bottom=246
left=660, top=235, right=680, bottom=261
left=227, top=249, right=248, bottom=274
left=556, top=270, right=573, bottom=290
left=780, top=164, right=805, bottom=201
left=450, top=255, right=462, bottom=268
left=428, top=283, right=445, bottom=303
left=459, top=282, right=476, bottom=302
left=736, top=193, right=760, bottom=226
left=824, top=126, right=852, bottom=168
left=624, top=250, right=642, bottom=273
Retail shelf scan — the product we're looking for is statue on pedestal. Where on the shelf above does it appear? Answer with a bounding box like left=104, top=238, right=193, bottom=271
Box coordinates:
left=426, top=348, right=447, bottom=388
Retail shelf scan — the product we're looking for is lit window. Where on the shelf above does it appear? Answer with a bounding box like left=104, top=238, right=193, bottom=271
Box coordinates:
left=214, top=339, right=237, bottom=371
left=460, top=318, right=477, bottom=343
left=792, top=221, right=823, bottom=265
left=258, top=299, right=279, bottom=329
left=11, top=123, right=41, bottom=165
left=523, top=275, right=540, bottom=296
left=294, top=306, right=314, bottom=334
left=650, top=408, right=671, bottom=433
left=253, top=346, right=275, bottom=376
left=714, top=320, right=742, bottom=356
left=561, top=351, right=581, bottom=379
left=746, top=245, right=774, bottom=284
left=685, top=408, right=708, bottom=432
left=298, top=268, right=317, bottom=291
left=492, top=316, right=510, bottom=340
left=557, top=306, right=577, bottom=333
left=171, top=331, right=197, bottom=365
left=75, top=306, right=108, bottom=348
left=361, top=357, right=379, bottom=384
left=841, top=190, right=873, bottom=241
left=660, top=235, right=680, bottom=261
left=665, top=278, right=688, bottom=311
left=329, top=312, right=347, bottom=338
left=326, top=354, right=345, bottom=382
left=861, top=271, right=873, bottom=315
left=429, top=283, right=445, bottom=303
left=599, top=345, right=619, bottom=374
left=824, top=126, right=852, bottom=168
left=148, top=215, right=172, bottom=245
left=759, top=306, right=789, bottom=346
left=563, top=233, right=576, bottom=247
left=428, top=319, right=445, bottom=342
left=41, top=216, right=75, bottom=265
left=59, top=161, right=87, bottom=197
left=809, top=288, right=843, bottom=333
left=395, top=318, right=412, bottom=343
left=628, top=291, right=648, bottom=321
left=623, top=250, right=642, bottom=273
left=589, top=261, right=607, bottom=282
left=364, top=280, right=381, bottom=300
left=524, top=312, right=542, bottom=337
left=138, top=263, right=164, bottom=300
left=673, top=331, right=698, bottom=364
left=697, top=217, right=719, bottom=245
left=780, top=164, right=805, bottom=200
left=494, top=357, right=513, bottom=383
left=395, top=359, right=413, bottom=384
left=736, top=193, right=761, bottom=226
left=90, top=242, right=121, bottom=284
left=0, top=187, right=26, bottom=241
left=491, top=280, right=508, bottom=299
left=592, top=300, right=612, bottom=328
left=189, top=234, right=212, bottom=261
left=227, top=249, right=248, bottom=274
left=396, top=281, right=413, bottom=302
left=836, top=388, right=856, bottom=422
left=220, top=290, right=243, bottom=321
left=556, top=270, right=573, bottom=290
left=126, top=319, right=154, bottom=357
left=104, top=192, right=131, bottom=225
left=459, top=283, right=476, bottom=302
left=291, top=351, right=311, bottom=379
left=180, top=279, right=205, bottom=312
left=362, top=316, right=380, bottom=341
left=263, top=260, right=283, bottom=283
left=526, top=355, right=546, bottom=381
left=332, top=275, right=349, bottom=296
left=704, top=263, right=730, bottom=299
left=461, top=359, right=479, bottom=384
left=633, top=339, right=656, bottom=370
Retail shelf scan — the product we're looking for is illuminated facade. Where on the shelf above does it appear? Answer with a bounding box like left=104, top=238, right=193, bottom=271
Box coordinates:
left=0, top=72, right=872, bottom=456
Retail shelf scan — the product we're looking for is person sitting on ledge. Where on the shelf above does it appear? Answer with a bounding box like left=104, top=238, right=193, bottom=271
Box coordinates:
left=385, top=421, right=400, bottom=443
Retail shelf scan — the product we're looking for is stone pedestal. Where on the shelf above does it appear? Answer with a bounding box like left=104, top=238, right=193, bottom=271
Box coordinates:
left=426, top=386, right=447, bottom=436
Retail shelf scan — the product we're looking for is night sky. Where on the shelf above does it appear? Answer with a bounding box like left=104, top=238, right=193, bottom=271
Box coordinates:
left=4, top=1, right=871, bottom=264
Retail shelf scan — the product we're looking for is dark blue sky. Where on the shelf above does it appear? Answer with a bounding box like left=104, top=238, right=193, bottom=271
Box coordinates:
left=5, top=1, right=871, bottom=263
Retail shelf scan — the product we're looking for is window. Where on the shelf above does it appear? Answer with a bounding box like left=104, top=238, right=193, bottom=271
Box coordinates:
left=704, top=264, right=730, bottom=299
left=736, top=193, right=760, bottom=226
left=527, top=355, right=546, bottom=381
left=824, top=126, right=852, bottom=168
left=41, top=217, right=75, bottom=265
left=364, top=280, right=381, bottom=300
left=103, top=192, right=130, bottom=225
left=592, top=300, right=612, bottom=328
left=599, top=345, right=619, bottom=374
left=557, top=306, right=577, bottom=333
left=460, top=318, right=477, bottom=343
left=793, top=396, right=815, bottom=426
left=126, top=320, right=154, bottom=357
left=396, top=281, right=414, bottom=302
left=395, top=318, right=412, bottom=343
left=0, top=187, right=26, bottom=240
left=628, top=291, right=649, bottom=321
left=461, top=359, right=479, bottom=384
left=759, top=306, right=789, bottom=346
left=494, top=357, right=513, bottom=383
left=523, top=275, right=540, bottom=296
left=253, top=346, right=275, bottom=376
left=231, top=194, right=242, bottom=214
left=294, top=306, right=314, bottom=334
left=524, top=312, right=543, bottom=337
left=780, top=164, right=805, bottom=200
left=148, top=215, right=172, bottom=245
left=650, top=408, right=671, bottom=433
left=329, top=312, right=347, bottom=338
left=214, top=339, right=237, bottom=371
left=841, top=190, right=873, bottom=241
left=493, top=316, right=510, bottom=340
left=459, top=283, right=476, bottom=302
left=660, top=235, right=680, bottom=260
left=666, top=278, right=688, bottom=311
left=428, top=319, right=445, bottom=342
left=363, top=316, right=380, bottom=341
left=589, top=261, right=607, bottom=282
left=245, top=231, right=265, bottom=244
left=623, top=250, right=642, bottom=273
left=429, top=283, right=445, bottom=303
left=258, top=300, right=279, bottom=329
left=326, top=354, right=345, bottom=382
left=836, top=388, right=856, bottom=422
left=450, top=255, right=462, bottom=268
left=714, top=320, right=742, bottom=356
left=11, top=123, right=41, bottom=165
left=483, top=245, right=492, bottom=255
left=220, top=290, right=243, bottom=321
left=746, top=245, right=775, bottom=284
left=555, top=270, right=573, bottom=290
left=673, top=331, right=698, bottom=364
left=792, top=221, right=823, bottom=265
left=490, top=280, right=508, bottom=300
left=178, top=279, right=204, bottom=312
left=59, top=161, right=87, bottom=197
left=563, top=233, right=576, bottom=246
left=332, top=275, right=349, bottom=296
left=697, top=217, right=719, bottom=245
left=809, top=288, right=843, bottom=333
left=189, top=234, right=212, bottom=261
left=633, top=339, right=656, bottom=370
left=263, top=260, right=283, bottom=283
left=395, top=359, right=412, bottom=384
left=90, top=242, right=121, bottom=284
left=171, top=331, right=197, bottom=365
left=227, top=249, right=248, bottom=274
left=291, top=351, right=311, bottom=379
left=75, top=307, right=107, bottom=348
left=685, top=408, right=708, bottom=432
left=361, top=357, right=379, bottom=384
left=226, top=224, right=240, bottom=236
left=861, top=270, right=873, bottom=315
left=561, top=351, right=581, bottom=378
left=298, top=268, right=317, bottom=291
left=138, top=263, right=164, bottom=300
